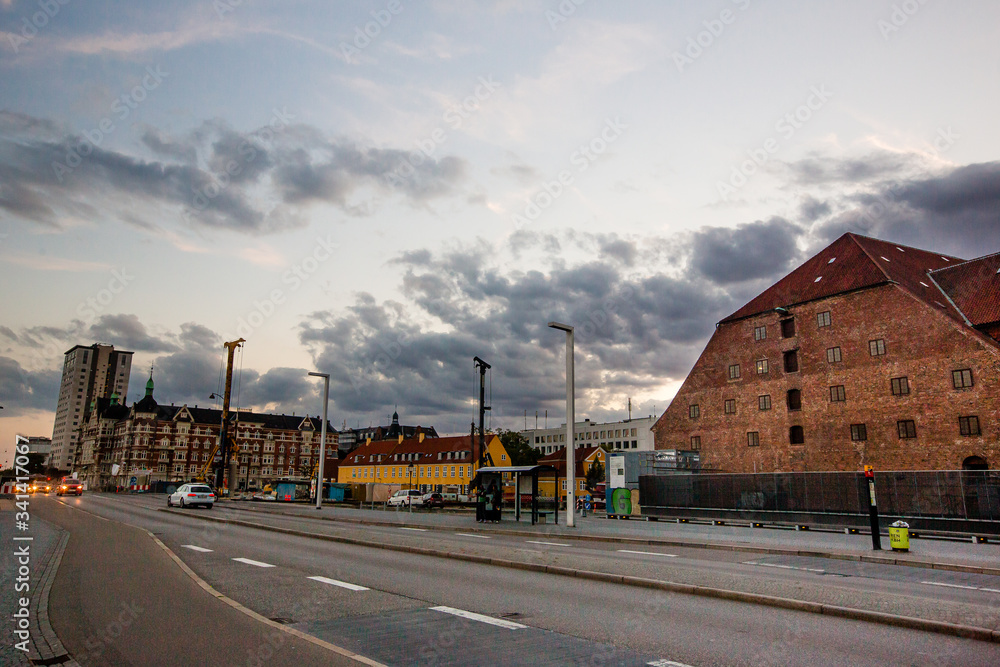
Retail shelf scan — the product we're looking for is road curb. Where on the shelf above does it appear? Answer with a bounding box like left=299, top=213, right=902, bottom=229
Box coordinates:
left=217, top=503, right=1000, bottom=578
left=163, top=508, right=1000, bottom=644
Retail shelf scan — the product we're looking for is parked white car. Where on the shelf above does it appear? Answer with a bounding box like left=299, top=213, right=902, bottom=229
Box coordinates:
left=167, top=483, right=216, bottom=509
left=387, top=489, right=422, bottom=507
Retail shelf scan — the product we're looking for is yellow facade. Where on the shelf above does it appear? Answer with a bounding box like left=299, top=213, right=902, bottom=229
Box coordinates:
left=537, top=448, right=606, bottom=502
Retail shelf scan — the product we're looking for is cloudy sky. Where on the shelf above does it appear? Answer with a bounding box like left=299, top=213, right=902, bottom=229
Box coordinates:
left=2, top=0, right=999, bottom=467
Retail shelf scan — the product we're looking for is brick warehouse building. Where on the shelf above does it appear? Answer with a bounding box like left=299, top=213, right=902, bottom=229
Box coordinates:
left=652, top=233, right=1000, bottom=473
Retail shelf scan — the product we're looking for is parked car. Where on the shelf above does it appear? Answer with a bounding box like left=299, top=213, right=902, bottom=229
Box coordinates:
left=421, top=492, right=445, bottom=509
left=167, top=483, right=216, bottom=509
left=56, top=478, right=83, bottom=496
left=387, top=489, right=422, bottom=507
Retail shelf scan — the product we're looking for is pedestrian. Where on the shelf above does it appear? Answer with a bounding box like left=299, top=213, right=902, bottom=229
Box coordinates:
left=491, top=483, right=502, bottom=523
left=476, top=485, right=486, bottom=523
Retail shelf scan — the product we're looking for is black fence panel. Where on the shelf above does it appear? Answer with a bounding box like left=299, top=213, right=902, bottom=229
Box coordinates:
left=639, top=470, right=1000, bottom=522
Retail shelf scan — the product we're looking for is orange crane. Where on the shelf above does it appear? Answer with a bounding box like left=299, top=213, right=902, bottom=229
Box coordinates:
left=195, top=338, right=244, bottom=491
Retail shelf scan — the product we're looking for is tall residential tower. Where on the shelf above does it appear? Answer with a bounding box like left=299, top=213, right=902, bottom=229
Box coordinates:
left=50, top=344, right=133, bottom=470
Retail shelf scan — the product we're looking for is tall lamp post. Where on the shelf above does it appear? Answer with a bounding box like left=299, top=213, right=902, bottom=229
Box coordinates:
left=308, top=372, right=330, bottom=511
left=408, top=462, right=415, bottom=514
left=548, top=321, right=575, bottom=528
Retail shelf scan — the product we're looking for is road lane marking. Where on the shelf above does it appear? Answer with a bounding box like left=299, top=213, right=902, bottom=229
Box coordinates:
left=648, top=660, right=694, bottom=667
left=526, top=540, right=570, bottom=547
left=922, top=581, right=1000, bottom=594
left=399, top=527, right=428, bottom=532
left=181, top=545, right=213, bottom=553
left=430, top=606, right=527, bottom=630
left=308, top=576, right=369, bottom=591
left=618, top=550, right=677, bottom=558
left=743, top=560, right=825, bottom=574
left=455, top=533, right=491, bottom=539
left=233, top=557, right=276, bottom=568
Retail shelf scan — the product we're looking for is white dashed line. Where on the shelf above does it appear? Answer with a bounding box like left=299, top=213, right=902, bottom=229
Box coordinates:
left=232, top=557, right=275, bottom=568
left=399, top=527, right=428, bottom=532
left=922, top=581, right=1000, bottom=594
left=430, top=606, right=527, bottom=630
left=618, top=550, right=677, bottom=558
left=181, top=545, right=213, bottom=553
left=743, top=560, right=825, bottom=574
left=526, top=540, right=569, bottom=547
left=308, top=576, right=369, bottom=591
left=648, top=660, right=694, bottom=667
left=455, top=533, right=491, bottom=539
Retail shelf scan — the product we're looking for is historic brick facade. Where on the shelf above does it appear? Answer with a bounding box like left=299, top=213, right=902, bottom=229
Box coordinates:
left=653, top=234, right=1000, bottom=473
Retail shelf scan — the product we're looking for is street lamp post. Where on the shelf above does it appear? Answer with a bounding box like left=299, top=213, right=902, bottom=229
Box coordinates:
left=308, top=372, right=330, bottom=511
left=548, top=321, right=575, bottom=528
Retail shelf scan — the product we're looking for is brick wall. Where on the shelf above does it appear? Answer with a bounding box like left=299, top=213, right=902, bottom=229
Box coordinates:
left=652, top=284, right=1000, bottom=472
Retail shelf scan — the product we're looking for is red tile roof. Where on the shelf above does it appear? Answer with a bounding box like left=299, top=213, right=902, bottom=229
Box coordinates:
left=721, top=233, right=965, bottom=324
left=930, top=252, right=1000, bottom=328
left=341, top=434, right=479, bottom=466
left=538, top=446, right=604, bottom=476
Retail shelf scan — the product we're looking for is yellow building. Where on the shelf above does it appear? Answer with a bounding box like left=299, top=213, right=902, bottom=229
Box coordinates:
left=337, top=433, right=510, bottom=494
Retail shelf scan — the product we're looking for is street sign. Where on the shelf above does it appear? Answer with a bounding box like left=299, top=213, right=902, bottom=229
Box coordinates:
left=129, top=476, right=137, bottom=486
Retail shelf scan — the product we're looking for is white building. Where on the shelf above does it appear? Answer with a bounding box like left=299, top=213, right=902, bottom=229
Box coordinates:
left=522, top=416, right=656, bottom=455
left=50, top=344, right=133, bottom=471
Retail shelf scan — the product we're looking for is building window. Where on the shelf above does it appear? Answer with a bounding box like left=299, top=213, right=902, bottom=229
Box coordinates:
left=789, top=425, right=805, bottom=445
left=850, top=424, right=867, bottom=441
left=689, top=404, right=700, bottom=419
left=787, top=389, right=802, bottom=411
left=959, top=416, right=981, bottom=436
left=756, top=359, right=769, bottom=375
left=826, top=347, right=842, bottom=363
left=781, top=319, right=796, bottom=338
left=890, top=377, right=909, bottom=396
left=897, top=420, right=917, bottom=439
left=952, top=369, right=974, bottom=389
left=758, top=395, right=772, bottom=411
left=690, top=436, right=701, bottom=450
left=829, top=385, right=846, bottom=402
left=817, top=311, right=831, bottom=328
left=869, top=339, right=886, bottom=357
left=747, top=432, right=760, bottom=447
left=728, top=364, right=741, bottom=380
left=754, top=325, right=767, bottom=341
left=724, top=399, right=736, bottom=415
left=783, top=350, right=799, bottom=373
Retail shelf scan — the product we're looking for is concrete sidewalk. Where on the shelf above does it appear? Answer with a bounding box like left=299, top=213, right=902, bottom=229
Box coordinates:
left=216, top=500, right=1000, bottom=574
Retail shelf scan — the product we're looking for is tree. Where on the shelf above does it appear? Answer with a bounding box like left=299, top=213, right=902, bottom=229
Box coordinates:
left=585, top=460, right=605, bottom=491
left=494, top=429, right=540, bottom=467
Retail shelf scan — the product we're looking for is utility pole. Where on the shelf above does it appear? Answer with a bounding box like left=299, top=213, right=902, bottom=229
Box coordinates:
left=473, top=356, right=491, bottom=468
left=216, top=338, right=245, bottom=495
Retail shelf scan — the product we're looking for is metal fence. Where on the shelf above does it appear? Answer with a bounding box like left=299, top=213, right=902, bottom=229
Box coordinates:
left=639, top=470, right=1000, bottom=522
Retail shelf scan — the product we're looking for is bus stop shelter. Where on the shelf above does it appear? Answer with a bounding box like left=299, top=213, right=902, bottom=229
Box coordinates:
left=471, top=465, right=559, bottom=525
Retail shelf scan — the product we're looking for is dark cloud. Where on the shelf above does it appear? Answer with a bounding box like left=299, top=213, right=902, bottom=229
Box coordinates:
left=87, top=314, right=178, bottom=353
left=814, top=161, right=1000, bottom=259
left=691, top=217, right=803, bottom=284
left=0, top=112, right=469, bottom=234
left=0, top=356, right=59, bottom=414
left=799, top=196, right=831, bottom=223
left=783, top=151, right=912, bottom=185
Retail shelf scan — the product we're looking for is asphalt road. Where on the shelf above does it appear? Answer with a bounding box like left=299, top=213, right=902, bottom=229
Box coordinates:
left=29, top=494, right=1000, bottom=666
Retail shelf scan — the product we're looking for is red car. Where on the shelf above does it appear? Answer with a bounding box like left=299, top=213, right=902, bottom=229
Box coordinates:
left=57, top=478, right=83, bottom=496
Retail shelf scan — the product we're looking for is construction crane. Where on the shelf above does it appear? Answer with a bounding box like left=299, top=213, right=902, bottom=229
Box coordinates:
left=195, top=338, right=245, bottom=492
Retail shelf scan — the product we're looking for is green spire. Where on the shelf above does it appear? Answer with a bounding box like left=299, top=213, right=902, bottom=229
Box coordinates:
left=145, top=370, right=154, bottom=397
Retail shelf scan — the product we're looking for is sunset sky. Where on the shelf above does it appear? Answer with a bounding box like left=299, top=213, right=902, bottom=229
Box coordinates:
left=2, top=0, right=999, bottom=467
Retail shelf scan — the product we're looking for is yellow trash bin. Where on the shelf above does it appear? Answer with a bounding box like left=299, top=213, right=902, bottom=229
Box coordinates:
left=889, top=520, right=910, bottom=552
